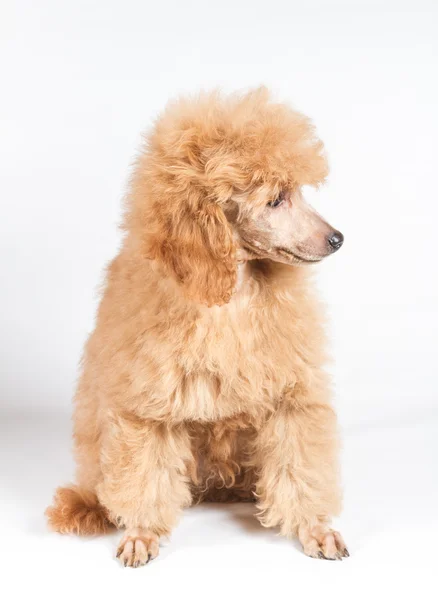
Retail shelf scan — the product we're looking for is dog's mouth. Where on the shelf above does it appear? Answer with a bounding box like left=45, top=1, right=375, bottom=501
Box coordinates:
left=240, top=242, right=323, bottom=265
left=277, top=248, right=323, bottom=264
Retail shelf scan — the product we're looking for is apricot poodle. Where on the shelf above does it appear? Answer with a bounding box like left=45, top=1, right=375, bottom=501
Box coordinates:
left=46, top=87, right=348, bottom=566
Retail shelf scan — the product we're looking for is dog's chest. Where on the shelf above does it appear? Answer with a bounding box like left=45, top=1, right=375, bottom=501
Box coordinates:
left=167, top=289, right=307, bottom=422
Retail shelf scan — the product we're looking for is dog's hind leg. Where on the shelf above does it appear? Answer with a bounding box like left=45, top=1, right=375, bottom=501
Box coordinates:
left=96, top=412, right=194, bottom=567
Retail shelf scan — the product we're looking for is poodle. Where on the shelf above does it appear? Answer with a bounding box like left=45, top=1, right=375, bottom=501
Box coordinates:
left=46, top=87, right=348, bottom=566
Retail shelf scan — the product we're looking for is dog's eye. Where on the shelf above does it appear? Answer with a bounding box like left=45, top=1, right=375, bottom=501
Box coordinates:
left=267, top=193, right=285, bottom=208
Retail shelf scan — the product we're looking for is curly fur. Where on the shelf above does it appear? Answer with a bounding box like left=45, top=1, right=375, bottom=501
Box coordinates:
left=46, top=485, right=113, bottom=535
left=46, top=88, right=345, bottom=560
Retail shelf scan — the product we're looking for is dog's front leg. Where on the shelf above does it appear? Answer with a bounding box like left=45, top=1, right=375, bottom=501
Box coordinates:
left=254, top=385, right=349, bottom=560
left=97, top=413, right=194, bottom=567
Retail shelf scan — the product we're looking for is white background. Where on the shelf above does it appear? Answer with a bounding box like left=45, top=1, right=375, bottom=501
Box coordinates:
left=1, top=0, right=437, bottom=598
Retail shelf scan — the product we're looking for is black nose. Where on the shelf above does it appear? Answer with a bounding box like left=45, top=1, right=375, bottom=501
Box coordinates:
left=328, top=231, right=344, bottom=251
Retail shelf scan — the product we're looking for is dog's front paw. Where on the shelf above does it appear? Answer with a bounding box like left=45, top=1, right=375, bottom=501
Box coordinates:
left=298, top=523, right=349, bottom=560
left=116, top=528, right=159, bottom=567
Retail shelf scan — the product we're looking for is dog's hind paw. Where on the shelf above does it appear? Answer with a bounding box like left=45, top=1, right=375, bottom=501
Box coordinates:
left=116, top=528, right=160, bottom=568
left=298, top=524, right=349, bottom=561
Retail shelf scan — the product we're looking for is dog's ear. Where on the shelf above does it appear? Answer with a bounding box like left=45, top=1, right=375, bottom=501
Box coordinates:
left=146, top=190, right=237, bottom=307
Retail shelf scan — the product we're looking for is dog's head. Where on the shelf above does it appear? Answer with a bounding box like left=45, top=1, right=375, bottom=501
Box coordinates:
left=128, top=88, right=343, bottom=306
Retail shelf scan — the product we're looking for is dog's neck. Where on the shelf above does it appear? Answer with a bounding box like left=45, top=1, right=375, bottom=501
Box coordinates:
left=235, top=261, right=252, bottom=293
left=235, top=248, right=255, bottom=294
left=234, top=252, right=274, bottom=296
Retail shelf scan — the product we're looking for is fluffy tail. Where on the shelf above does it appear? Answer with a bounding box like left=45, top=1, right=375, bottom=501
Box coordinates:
left=46, top=485, right=114, bottom=535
